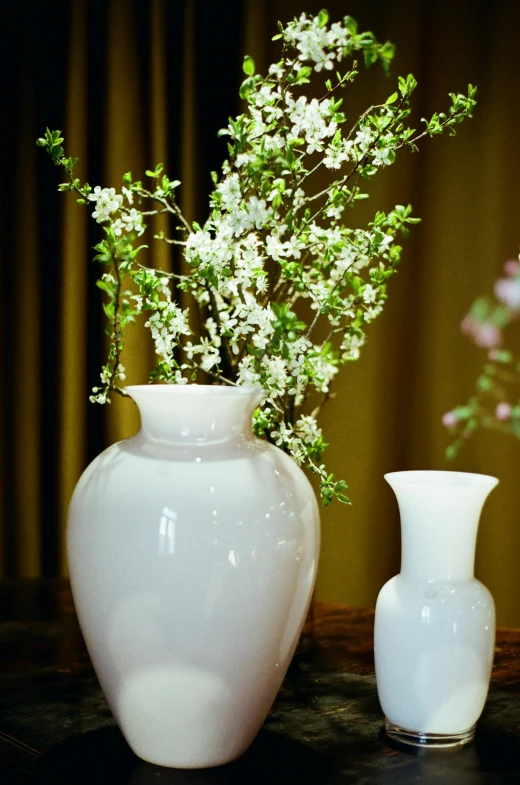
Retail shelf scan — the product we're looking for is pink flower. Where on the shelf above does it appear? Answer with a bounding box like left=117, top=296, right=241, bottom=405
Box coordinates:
left=461, top=315, right=502, bottom=348
left=495, top=402, right=512, bottom=421
left=460, top=314, right=476, bottom=338
left=504, top=259, right=520, bottom=277
left=494, top=277, right=520, bottom=310
left=474, top=323, right=503, bottom=348
left=442, top=411, right=459, bottom=427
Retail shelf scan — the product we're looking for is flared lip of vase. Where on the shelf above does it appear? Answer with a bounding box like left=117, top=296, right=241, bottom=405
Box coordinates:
left=384, top=469, right=499, bottom=490
left=124, top=383, right=265, bottom=397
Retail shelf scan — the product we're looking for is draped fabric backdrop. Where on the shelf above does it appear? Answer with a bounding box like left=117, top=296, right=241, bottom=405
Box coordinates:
left=1, top=0, right=520, bottom=623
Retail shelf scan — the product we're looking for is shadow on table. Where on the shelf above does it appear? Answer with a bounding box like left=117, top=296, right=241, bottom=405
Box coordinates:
left=370, top=725, right=520, bottom=784
left=34, top=721, right=520, bottom=784
left=35, top=725, right=329, bottom=785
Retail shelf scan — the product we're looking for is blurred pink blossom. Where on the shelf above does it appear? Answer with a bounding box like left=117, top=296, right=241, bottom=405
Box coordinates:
left=494, top=277, right=520, bottom=310
left=442, top=411, right=459, bottom=427
left=495, top=402, right=512, bottom=421
left=503, top=259, right=520, bottom=277
left=460, top=315, right=502, bottom=348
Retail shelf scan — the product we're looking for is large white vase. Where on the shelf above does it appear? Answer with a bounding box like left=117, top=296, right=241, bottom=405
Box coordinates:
left=67, top=384, right=320, bottom=768
left=374, top=470, right=498, bottom=748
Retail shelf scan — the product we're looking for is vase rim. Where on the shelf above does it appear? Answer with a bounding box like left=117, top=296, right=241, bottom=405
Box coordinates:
left=384, top=469, right=499, bottom=489
left=125, top=383, right=264, bottom=397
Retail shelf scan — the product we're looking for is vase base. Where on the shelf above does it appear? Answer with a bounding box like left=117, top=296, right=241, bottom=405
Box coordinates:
left=384, top=719, right=475, bottom=749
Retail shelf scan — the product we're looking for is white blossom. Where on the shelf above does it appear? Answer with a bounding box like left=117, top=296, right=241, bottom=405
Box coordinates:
left=121, top=208, right=145, bottom=236
left=268, top=62, right=284, bottom=79
left=341, top=333, right=366, bottom=361
left=218, top=173, right=241, bottom=207
left=262, top=355, right=288, bottom=392
left=122, top=186, right=134, bottom=204
left=288, top=96, right=337, bottom=153
left=284, top=13, right=341, bottom=72
left=88, top=186, right=123, bottom=223
left=244, top=196, right=271, bottom=230
left=145, top=304, right=191, bottom=365
left=295, top=415, right=323, bottom=444
left=362, top=284, right=378, bottom=304
left=237, top=356, right=261, bottom=386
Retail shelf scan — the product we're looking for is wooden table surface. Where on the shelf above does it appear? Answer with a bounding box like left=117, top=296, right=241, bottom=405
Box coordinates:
left=1, top=579, right=520, bottom=784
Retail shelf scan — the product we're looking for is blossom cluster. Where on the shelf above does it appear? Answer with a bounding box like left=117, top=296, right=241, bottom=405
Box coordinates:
left=39, top=9, right=476, bottom=504
left=443, top=255, right=520, bottom=457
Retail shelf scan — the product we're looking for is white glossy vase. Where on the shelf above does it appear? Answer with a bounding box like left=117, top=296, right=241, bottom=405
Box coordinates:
left=67, top=385, right=320, bottom=768
left=374, top=470, right=498, bottom=748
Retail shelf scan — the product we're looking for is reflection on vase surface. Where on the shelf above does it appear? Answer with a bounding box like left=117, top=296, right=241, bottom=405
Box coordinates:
left=375, top=470, right=498, bottom=747
left=67, top=385, right=320, bottom=768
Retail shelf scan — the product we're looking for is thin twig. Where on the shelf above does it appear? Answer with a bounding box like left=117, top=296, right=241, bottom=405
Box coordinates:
left=185, top=359, right=237, bottom=387
left=207, top=287, right=236, bottom=377
left=135, top=187, right=193, bottom=235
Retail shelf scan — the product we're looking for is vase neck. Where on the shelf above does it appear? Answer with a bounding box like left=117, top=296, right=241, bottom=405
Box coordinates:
left=385, top=471, right=498, bottom=583
left=126, top=385, right=265, bottom=446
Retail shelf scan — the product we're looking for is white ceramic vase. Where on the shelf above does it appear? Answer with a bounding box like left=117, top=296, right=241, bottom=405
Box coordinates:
left=374, top=470, right=498, bottom=748
left=67, top=384, right=320, bottom=768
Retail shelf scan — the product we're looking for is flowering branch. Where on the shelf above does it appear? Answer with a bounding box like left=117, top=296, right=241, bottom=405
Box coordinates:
left=443, top=254, right=520, bottom=458
left=38, top=9, right=476, bottom=505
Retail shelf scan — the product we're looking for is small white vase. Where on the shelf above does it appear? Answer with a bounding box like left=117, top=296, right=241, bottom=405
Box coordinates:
left=67, top=384, right=320, bottom=768
left=374, top=470, right=498, bottom=748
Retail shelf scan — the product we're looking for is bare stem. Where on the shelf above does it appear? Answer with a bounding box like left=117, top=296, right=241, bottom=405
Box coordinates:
left=185, top=359, right=237, bottom=386
left=135, top=186, right=193, bottom=235
left=207, top=287, right=236, bottom=377
left=311, top=390, right=336, bottom=419
left=107, top=253, right=126, bottom=392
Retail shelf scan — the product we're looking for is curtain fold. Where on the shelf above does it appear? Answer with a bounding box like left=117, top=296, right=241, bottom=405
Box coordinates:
left=59, top=0, right=89, bottom=577
left=1, top=0, right=520, bottom=624
left=14, top=83, right=41, bottom=578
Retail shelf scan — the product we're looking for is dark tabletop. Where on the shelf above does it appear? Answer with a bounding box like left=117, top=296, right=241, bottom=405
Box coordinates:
left=1, top=580, right=520, bottom=784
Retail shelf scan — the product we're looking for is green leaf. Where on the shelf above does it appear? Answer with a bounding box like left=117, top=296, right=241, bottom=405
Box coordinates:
left=385, top=91, right=398, bottom=105
left=296, top=66, right=313, bottom=82
left=145, top=163, right=164, bottom=178
left=344, top=15, right=357, bottom=35
left=243, top=55, right=255, bottom=76
left=490, top=304, right=511, bottom=328
left=476, top=375, right=493, bottom=392
left=96, top=279, right=114, bottom=295
left=445, top=443, right=460, bottom=461
left=128, top=244, right=148, bottom=260
left=452, top=405, right=474, bottom=419
left=239, top=77, right=255, bottom=100
left=318, top=9, right=329, bottom=27
left=103, top=301, right=115, bottom=319
left=469, top=297, right=491, bottom=323
left=490, top=349, right=512, bottom=364
left=364, top=49, right=379, bottom=68
left=379, top=42, right=395, bottom=73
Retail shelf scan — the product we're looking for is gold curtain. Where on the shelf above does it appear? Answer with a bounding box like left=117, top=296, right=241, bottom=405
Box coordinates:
left=3, top=0, right=520, bottom=626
